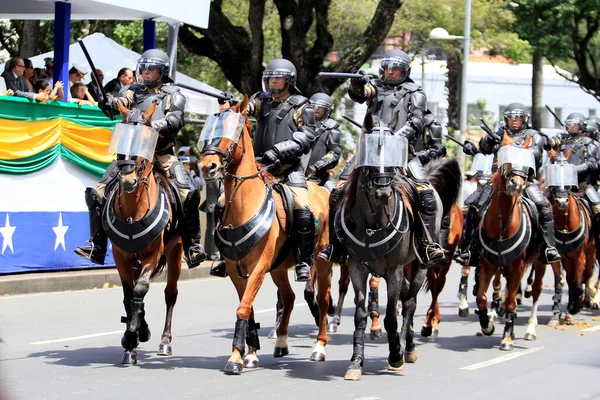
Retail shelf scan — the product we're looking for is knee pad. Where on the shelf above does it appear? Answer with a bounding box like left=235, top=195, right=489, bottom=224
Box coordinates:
left=84, top=188, right=101, bottom=209
left=419, top=189, right=437, bottom=214
left=169, top=161, right=191, bottom=189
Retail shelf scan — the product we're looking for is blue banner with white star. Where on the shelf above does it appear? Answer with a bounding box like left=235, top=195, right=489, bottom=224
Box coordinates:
left=0, top=212, right=115, bottom=274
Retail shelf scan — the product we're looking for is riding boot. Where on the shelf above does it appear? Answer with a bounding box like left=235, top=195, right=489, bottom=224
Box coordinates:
left=182, top=189, right=207, bottom=268
left=74, top=188, right=108, bottom=265
left=537, top=204, right=562, bottom=264
left=317, top=187, right=347, bottom=263
left=293, top=209, right=315, bottom=282
left=455, top=205, right=479, bottom=266
left=593, top=213, right=600, bottom=261
left=416, top=189, right=445, bottom=268
left=209, top=204, right=228, bottom=277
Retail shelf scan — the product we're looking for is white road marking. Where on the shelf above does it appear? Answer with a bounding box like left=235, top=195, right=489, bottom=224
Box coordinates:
left=255, top=303, right=308, bottom=314
left=30, top=330, right=122, bottom=345
left=460, top=346, right=544, bottom=370
left=581, top=325, right=600, bottom=332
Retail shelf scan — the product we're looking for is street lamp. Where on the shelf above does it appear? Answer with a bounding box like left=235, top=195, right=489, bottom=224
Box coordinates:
left=429, top=0, right=472, bottom=175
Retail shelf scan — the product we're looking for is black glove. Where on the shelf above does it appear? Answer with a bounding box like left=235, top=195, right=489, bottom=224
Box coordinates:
left=306, top=165, right=316, bottom=178
left=395, top=125, right=416, bottom=140
left=261, top=150, right=278, bottom=166
left=312, top=159, right=329, bottom=174
left=256, top=91, right=271, bottom=101
left=462, top=140, right=478, bottom=156
left=350, top=70, right=370, bottom=87
left=417, top=151, right=431, bottom=165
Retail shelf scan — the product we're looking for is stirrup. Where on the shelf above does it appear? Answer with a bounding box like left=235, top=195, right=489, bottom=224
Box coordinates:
left=185, top=245, right=207, bottom=268
left=295, top=263, right=311, bottom=282
left=74, top=241, right=106, bottom=265
left=543, top=247, right=561, bottom=264
left=209, top=261, right=228, bottom=278
left=421, top=243, right=445, bottom=268
left=454, top=249, right=472, bottom=266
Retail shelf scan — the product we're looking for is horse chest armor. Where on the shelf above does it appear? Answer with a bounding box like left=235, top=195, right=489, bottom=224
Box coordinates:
left=102, top=185, right=171, bottom=254
left=215, top=185, right=276, bottom=261
left=555, top=200, right=588, bottom=255
left=254, top=99, right=299, bottom=157
left=334, top=191, right=410, bottom=262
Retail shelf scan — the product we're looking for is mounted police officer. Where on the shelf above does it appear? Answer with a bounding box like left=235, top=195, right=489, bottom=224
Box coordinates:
left=74, top=49, right=207, bottom=268
left=557, top=113, right=600, bottom=249
left=318, top=49, right=446, bottom=267
left=305, top=93, right=343, bottom=192
left=210, top=59, right=317, bottom=282
left=585, top=115, right=600, bottom=141
left=457, top=103, right=562, bottom=266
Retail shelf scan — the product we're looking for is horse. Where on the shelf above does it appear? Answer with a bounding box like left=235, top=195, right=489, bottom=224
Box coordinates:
left=475, top=133, right=546, bottom=350
left=546, top=149, right=598, bottom=325
left=340, top=128, right=461, bottom=380
left=106, top=101, right=184, bottom=364
left=421, top=202, right=464, bottom=337
left=199, top=96, right=332, bottom=375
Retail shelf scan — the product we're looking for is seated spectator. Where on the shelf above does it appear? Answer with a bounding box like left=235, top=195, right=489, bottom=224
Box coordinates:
left=34, top=80, right=64, bottom=101
left=69, top=82, right=97, bottom=107
left=1, top=58, right=47, bottom=102
left=43, top=58, right=54, bottom=88
left=104, top=67, right=134, bottom=96
left=87, top=69, right=104, bottom=101
left=23, top=59, right=35, bottom=91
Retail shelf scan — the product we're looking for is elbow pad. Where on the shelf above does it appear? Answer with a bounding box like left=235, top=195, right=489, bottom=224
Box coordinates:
left=273, top=140, right=303, bottom=163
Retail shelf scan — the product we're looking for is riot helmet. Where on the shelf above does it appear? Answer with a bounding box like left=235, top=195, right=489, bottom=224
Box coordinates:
left=503, top=103, right=529, bottom=134
left=585, top=115, right=600, bottom=137
left=309, top=93, right=333, bottom=121
left=378, top=50, right=411, bottom=85
left=262, top=59, right=297, bottom=96
left=137, top=49, right=170, bottom=87
left=564, top=112, right=585, bottom=135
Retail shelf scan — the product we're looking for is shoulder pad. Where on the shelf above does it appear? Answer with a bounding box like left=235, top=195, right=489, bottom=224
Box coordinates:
left=322, top=118, right=339, bottom=129
left=423, top=111, right=435, bottom=126
left=403, top=82, right=421, bottom=93
left=160, top=84, right=180, bottom=94
left=372, top=78, right=385, bottom=88
left=522, top=129, right=539, bottom=136
left=249, top=91, right=262, bottom=101
left=580, top=136, right=593, bottom=145
left=287, top=95, right=308, bottom=107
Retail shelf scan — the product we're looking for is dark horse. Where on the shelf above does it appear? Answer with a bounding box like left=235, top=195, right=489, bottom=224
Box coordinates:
left=339, top=128, right=461, bottom=380
left=106, top=101, right=184, bottom=363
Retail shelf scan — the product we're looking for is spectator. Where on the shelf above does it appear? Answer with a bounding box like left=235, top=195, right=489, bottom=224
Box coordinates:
left=43, top=58, right=54, bottom=88
left=68, top=65, right=87, bottom=93
left=104, top=67, right=134, bottom=96
left=34, top=80, right=64, bottom=101
left=1, top=58, right=47, bottom=102
left=69, top=82, right=96, bottom=107
left=23, top=59, right=36, bottom=91
left=177, top=146, right=191, bottom=156
left=34, top=67, right=45, bottom=81
left=189, top=156, right=206, bottom=189
left=86, top=68, right=104, bottom=101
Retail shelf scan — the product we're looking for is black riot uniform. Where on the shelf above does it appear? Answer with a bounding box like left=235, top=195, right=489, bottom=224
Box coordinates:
left=318, top=50, right=446, bottom=267
left=456, top=103, right=561, bottom=265
left=74, top=49, right=206, bottom=267
left=248, top=59, right=318, bottom=282
left=305, top=93, right=343, bottom=192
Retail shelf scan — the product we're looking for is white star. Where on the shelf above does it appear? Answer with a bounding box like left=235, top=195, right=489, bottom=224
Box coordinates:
left=0, top=214, right=16, bottom=255
left=52, top=212, right=70, bottom=251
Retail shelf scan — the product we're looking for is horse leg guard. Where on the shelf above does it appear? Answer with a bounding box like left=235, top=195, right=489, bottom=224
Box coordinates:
left=74, top=188, right=107, bottom=265
left=224, top=319, right=248, bottom=375
left=473, top=265, right=481, bottom=297
left=293, top=209, right=315, bottom=282
left=549, top=286, right=563, bottom=326
left=500, top=312, right=517, bottom=351
left=384, top=316, right=402, bottom=366
left=304, top=289, right=320, bottom=327
left=318, top=187, right=347, bottom=263
left=475, top=308, right=495, bottom=336
left=268, top=292, right=284, bottom=339
left=182, top=189, right=207, bottom=268
left=368, top=290, right=382, bottom=340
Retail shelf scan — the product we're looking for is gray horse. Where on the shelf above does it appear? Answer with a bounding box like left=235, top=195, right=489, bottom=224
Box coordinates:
left=337, top=131, right=461, bottom=380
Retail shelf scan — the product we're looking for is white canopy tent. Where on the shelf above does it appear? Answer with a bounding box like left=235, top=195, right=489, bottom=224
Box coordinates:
left=29, top=33, right=220, bottom=115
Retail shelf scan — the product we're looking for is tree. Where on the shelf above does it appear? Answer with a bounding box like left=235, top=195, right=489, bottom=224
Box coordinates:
left=512, top=0, right=600, bottom=101
left=178, top=0, right=405, bottom=97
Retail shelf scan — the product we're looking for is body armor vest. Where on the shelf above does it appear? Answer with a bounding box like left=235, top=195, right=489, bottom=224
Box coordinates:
left=367, top=79, right=420, bottom=132
left=130, top=84, right=178, bottom=152
left=253, top=95, right=307, bottom=157
left=561, top=137, right=591, bottom=166
left=309, top=118, right=338, bottom=165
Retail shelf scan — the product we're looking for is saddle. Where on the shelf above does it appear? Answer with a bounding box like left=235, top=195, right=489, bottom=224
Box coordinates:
left=259, top=166, right=294, bottom=232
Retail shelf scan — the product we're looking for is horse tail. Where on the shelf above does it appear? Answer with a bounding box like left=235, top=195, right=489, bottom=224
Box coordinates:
left=150, top=255, right=167, bottom=279
left=425, top=158, right=462, bottom=216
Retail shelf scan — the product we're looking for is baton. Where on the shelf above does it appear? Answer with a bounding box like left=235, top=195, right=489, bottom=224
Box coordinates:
left=78, top=40, right=114, bottom=120
left=318, top=72, right=366, bottom=79
left=176, top=82, right=239, bottom=104
left=444, top=134, right=469, bottom=151
left=545, top=105, right=565, bottom=128
left=342, top=115, right=362, bottom=128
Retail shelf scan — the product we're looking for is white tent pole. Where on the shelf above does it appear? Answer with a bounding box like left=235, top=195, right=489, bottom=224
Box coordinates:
left=167, top=22, right=182, bottom=81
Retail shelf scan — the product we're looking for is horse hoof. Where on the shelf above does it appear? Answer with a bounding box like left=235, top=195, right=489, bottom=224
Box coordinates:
left=523, top=332, right=537, bottom=341
left=327, top=323, right=338, bottom=333
left=138, top=329, right=151, bottom=343
left=157, top=343, right=172, bottom=356
left=344, top=368, right=362, bottom=380
left=310, top=351, right=326, bottom=361
left=482, top=324, right=495, bottom=336
left=421, top=326, right=432, bottom=337
left=267, top=328, right=277, bottom=339
left=243, top=355, right=259, bottom=369
left=432, top=328, right=439, bottom=338
left=499, top=341, right=514, bottom=351
left=273, top=347, right=289, bottom=358
left=459, top=307, right=470, bottom=318
left=388, top=354, right=405, bottom=370
left=405, top=348, right=418, bottom=363
left=121, top=350, right=137, bottom=364
left=370, top=329, right=383, bottom=341
left=224, top=362, right=243, bottom=375
left=548, top=319, right=559, bottom=328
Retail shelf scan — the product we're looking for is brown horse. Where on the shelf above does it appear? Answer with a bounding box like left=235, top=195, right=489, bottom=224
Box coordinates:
left=476, top=134, right=546, bottom=350
left=107, top=102, right=183, bottom=364
left=421, top=202, right=464, bottom=337
left=199, top=96, right=332, bottom=375
left=546, top=149, right=598, bottom=325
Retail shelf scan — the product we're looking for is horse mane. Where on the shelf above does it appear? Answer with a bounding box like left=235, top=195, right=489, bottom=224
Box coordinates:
left=424, top=158, right=461, bottom=216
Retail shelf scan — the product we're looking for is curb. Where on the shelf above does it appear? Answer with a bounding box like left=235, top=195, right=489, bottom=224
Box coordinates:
left=0, top=260, right=221, bottom=296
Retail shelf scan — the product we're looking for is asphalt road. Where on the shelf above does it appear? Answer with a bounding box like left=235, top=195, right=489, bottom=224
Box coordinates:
left=1, top=264, right=600, bottom=400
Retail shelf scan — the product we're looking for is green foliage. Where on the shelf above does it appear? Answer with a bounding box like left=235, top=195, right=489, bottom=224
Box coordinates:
left=467, top=97, right=494, bottom=127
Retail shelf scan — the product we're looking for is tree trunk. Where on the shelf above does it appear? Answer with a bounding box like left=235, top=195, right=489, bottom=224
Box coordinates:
left=446, top=51, right=460, bottom=132
left=531, top=52, right=544, bottom=130
left=19, top=20, right=41, bottom=58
